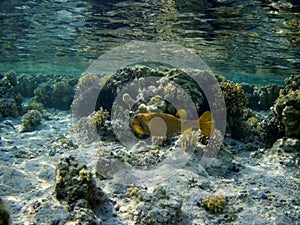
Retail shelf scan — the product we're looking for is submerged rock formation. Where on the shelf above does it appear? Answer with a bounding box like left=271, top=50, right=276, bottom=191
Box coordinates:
left=55, top=156, right=106, bottom=207
left=0, top=71, right=22, bottom=119
left=272, top=75, right=300, bottom=138
left=0, top=197, right=9, bottom=225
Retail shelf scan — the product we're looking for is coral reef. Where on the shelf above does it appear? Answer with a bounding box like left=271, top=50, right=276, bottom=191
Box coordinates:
left=49, top=138, right=78, bottom=156
left=87, top=107, right=110, bottom=133
left=220, top=80, right=248, bottom=117
left=200, top=195, right=227, bottom=213
left=0, top=71, right=22, bottom=119
left=54, top=156, right=106, bottom=207
left=114, top=141, right=167, bottom=167
left=219, top=80, right=249, bottom=139
left=65, top=202, right=103, bottom=225
left=272, top=75, right=300, bottom=138
left=71, top=73, right=101, bottom=117
left=16, top=73, right=78, bottom=110
left=20, top=109, right=42, bottom=133
left=126, top=186, right=140, bottom=198
left=0, top=198, right=9, bottom=225
left=127, top=186, right=182, bottom=225
left=34, top=78, right=77, bottom=110
left=73, top=108, right=113, bottom=143
left=179, top=130, right=201, bottom=152
left=258, top=116, right=285, bottom=146
left=22, top=101, right=43, bottom=114
left=270, top=138, right=300, bottom=167
left=242, top=83, right=281, bottom=110
left=76, top=65, right=209, bottom=118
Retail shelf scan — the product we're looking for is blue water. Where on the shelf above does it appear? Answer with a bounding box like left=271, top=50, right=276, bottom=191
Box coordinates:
left=0, top=0, right=299, bottom=84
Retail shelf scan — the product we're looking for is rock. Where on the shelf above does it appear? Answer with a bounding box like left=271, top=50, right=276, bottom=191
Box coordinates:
left=258, top=116, right=285, bottom=146
left=219, top=79, right=249, bottom=139
left=0, top=71, right=22, bottom=119
left=270, top=138, right=300, bottom=167
left=243, top=83, right=281, bottom=110
left=17, top=73, right=78, bottom=110
left=272, top=75, right=300, bottom=138
left=0, top=198, right=9, bottom=225
left=96, top=156, right=127, bottom=180
left=271, top=138, right=300, bottom=153
left=132, top=186, right=182, bottom=225
left=20, top=109, right=42, bottom=132
left=206, top=147, right=233, bottom=176
left=73, top=65, right=209, bottom=119
left=54, top=156, right=106, bottom=207
left=64, top=205, right=103, bottom=225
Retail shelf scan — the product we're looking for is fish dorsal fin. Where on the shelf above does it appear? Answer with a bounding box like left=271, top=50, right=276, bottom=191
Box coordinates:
left=199, top=111, right=214, bottom=137
left=175, top=109, right=187, bottom=119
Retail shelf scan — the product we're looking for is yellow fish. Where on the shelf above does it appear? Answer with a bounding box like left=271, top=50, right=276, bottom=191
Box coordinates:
left=129, top=111, right=213, bottom=137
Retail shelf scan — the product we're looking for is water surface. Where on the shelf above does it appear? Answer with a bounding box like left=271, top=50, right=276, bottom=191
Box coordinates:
left=0, top=0, right=299, bottom=84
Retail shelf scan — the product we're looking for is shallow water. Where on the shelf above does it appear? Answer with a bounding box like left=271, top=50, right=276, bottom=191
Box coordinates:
left=0, top=0, right=299, bottom=84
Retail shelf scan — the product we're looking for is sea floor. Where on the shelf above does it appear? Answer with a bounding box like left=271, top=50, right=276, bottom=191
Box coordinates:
left=0, top=108, right=299, bottom=224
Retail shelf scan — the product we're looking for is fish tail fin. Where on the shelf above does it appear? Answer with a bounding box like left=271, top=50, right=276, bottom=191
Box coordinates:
left=199, top=111, right=214, bottom=137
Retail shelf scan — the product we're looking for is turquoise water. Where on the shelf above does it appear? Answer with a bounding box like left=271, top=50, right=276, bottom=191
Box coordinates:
left=0, top=0, right=299, bottom=84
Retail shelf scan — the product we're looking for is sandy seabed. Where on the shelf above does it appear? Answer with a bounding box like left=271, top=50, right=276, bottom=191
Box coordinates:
left=0, top=108, right=299, bottom=225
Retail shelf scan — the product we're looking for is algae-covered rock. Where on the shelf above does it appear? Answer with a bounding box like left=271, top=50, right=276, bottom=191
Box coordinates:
left=17, top=73, right=78, bottom=110
left=34, top=78, right=76, bottom=110
left=270, top=138, right=300, bottom=167
left=65, top=205, right=103, bottom=225
left=258, top=116, right=285, bottom=146
left=73, top=65, right=209, bottom=119
left=220, top=80, right=248, bottom=117
left=22, top=101, right=43, bottom=114
left=0, top=198, right=9, bottom=225
left=272, top=75, right=300, bottom=138
left=0, top=71, right=22, bottom=119
left=219, top=79, right=248, bottom=139
left=54, top=156, right=106, bottom=207
left=132, top=186, right=182, bottom=225
left=206, top=146, right=233, bottom=176
left=20, top=109, right=42, bottom=132
left=243, top=83, right=281, bottom=110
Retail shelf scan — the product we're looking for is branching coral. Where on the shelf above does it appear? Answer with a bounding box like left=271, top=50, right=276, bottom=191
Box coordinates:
left=88, top=107, right=110, bottom=130
left=126, top=186, right=140, bottom=198
left=200, top=195, right=227, bottom=213
left=179, top=130, right=201, bottom=151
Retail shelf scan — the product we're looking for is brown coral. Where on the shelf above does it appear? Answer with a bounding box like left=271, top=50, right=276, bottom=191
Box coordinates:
left=200, top=195, right=227, bottom=213
left=272, top=75, right=300, bottom=138
left=220, top=81, right=248, bottom=117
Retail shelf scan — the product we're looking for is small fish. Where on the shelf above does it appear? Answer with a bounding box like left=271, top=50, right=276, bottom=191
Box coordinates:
left=129, top=111, right=213, bottom=137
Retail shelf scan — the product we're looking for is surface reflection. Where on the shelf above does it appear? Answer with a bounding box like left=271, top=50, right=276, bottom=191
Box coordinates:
left=0, top=0, right=299, bottom=83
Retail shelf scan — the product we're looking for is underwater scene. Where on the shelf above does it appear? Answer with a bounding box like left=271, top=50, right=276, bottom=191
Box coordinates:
left=0, top=0, right=299, bottom=224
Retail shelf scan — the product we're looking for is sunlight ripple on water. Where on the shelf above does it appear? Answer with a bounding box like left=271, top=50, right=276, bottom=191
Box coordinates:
left=0, top=0, right=299, bottom=83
